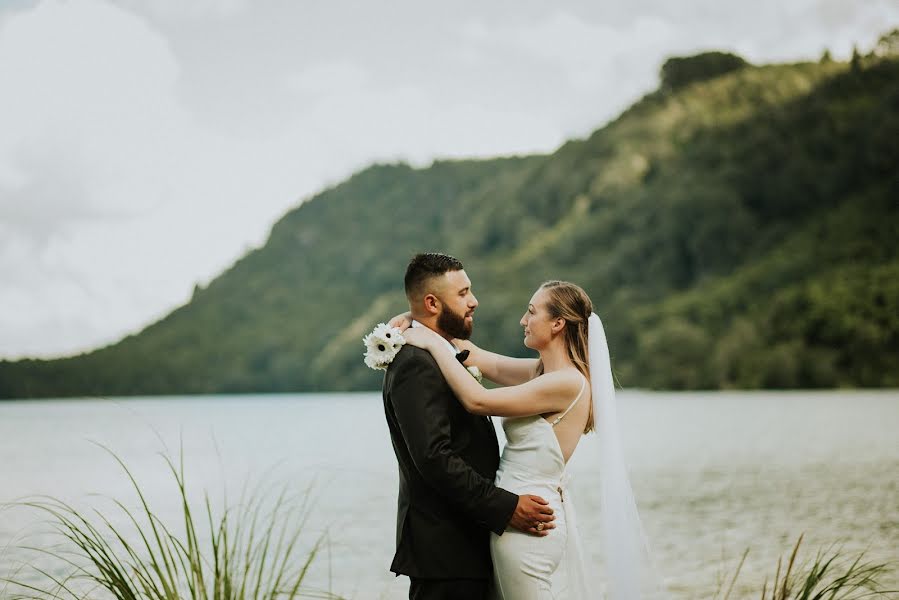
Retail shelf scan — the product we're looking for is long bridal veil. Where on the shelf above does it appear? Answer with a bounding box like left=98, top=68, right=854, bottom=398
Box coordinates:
left=587, top=312, right=667, bottom=599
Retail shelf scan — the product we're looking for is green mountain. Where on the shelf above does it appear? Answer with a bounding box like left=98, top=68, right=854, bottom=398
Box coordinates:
left=2, top=51, right=897, bottom=398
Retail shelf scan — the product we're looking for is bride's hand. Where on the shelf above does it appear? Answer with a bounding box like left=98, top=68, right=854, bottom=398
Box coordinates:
left=401, top=326, right=442, bottom=351
left=388, top=311, right=413, bottom=331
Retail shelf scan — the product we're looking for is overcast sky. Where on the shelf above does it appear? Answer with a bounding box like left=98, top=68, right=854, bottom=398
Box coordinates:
left=1, top=0, right=896, bottom=359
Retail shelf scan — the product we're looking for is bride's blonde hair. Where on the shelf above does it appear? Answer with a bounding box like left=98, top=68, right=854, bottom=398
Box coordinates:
left=535, top=280, right=595, bottom=433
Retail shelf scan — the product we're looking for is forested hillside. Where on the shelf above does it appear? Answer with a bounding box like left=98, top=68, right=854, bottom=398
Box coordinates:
left=2, top=50, right=896, bottom=398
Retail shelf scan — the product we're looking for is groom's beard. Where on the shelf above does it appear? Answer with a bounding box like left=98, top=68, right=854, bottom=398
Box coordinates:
left=438, top=305, right=473, bottom=340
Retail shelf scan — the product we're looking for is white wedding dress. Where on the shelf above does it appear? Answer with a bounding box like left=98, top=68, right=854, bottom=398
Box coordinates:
left=490, top=375, right=592, bottom=600
left=489, top=314, right=668, bottom=600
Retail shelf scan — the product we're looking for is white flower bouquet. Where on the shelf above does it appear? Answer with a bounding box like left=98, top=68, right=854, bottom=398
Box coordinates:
left=362, top=323, right=482, bottom=385
left=362, top=323, right=405, bottom=370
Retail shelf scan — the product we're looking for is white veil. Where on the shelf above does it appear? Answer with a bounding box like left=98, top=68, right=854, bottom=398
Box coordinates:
left=588, top=312, right=667, bottom=599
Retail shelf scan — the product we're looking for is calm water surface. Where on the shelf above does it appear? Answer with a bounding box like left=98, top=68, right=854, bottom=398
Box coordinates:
left=1, top=391, right=897, bottom=599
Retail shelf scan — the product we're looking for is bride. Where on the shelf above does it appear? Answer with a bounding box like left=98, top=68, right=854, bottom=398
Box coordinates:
left=393, top=280, right=666, bottom=599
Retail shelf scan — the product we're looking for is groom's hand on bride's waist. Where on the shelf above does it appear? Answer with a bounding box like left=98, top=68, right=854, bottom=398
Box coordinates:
left=509, top=494, right=555, bottom=537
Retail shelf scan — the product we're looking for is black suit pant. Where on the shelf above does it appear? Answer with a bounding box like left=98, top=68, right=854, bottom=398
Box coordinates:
left=409, top=577, right=490, bottom=600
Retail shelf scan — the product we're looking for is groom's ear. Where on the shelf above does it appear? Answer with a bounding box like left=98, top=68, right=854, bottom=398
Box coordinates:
left=422, top=293, right=441, bottom=315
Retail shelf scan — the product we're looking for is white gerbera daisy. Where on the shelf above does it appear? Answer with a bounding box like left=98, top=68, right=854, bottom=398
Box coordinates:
left=364, top=353, right=390, bottom=370
left=370, top=323, right=404, bottom=347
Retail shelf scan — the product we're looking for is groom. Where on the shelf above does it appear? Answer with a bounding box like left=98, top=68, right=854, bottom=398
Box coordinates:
left=382, top=252, right=555, bottom=600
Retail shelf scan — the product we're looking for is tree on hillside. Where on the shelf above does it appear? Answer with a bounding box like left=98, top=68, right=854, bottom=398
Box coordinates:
left=660, top=51, right=749, bottom=91
left=874, top=28, right=899, bottom=57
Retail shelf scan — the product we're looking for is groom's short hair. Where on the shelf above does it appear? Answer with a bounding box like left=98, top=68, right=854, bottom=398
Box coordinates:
left=404, top=253, right=464, bottom=301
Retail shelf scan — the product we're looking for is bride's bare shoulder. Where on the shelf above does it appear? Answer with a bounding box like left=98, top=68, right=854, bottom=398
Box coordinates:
left=535, top=368, right=584, bottom=394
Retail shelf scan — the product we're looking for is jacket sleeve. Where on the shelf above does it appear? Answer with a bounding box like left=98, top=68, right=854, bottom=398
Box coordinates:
left=390, top=350, right=518, bottom=535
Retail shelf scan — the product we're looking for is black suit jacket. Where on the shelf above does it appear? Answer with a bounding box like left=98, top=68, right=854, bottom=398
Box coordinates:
left=382, top=344, right=518, bottom=579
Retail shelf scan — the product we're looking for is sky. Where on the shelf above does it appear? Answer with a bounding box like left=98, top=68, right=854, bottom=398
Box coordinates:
left=1, top=0, right=896, bottom=359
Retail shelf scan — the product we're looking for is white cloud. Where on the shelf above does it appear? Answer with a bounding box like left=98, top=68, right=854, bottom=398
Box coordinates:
left=0, top=0, right=311, bottom=357
left=286, top=61, right=371, bottom=96
left=464, top=11, right=676, bottom=89
left=457, top=11, right=678, bottom=138
left=117, top=0, right=250, bottom=21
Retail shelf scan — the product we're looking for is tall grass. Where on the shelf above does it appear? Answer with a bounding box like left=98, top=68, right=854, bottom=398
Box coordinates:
left=1, top=441, right=340, bottom=600
left=715, top=533, right=897, bottom=600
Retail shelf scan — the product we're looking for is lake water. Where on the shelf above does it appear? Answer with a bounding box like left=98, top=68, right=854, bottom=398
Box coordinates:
left=1, top=391, right=897, bottom=599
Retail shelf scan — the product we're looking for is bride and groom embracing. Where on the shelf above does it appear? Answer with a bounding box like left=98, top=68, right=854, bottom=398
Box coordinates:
left=378, top=253, right=666, bottom=600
